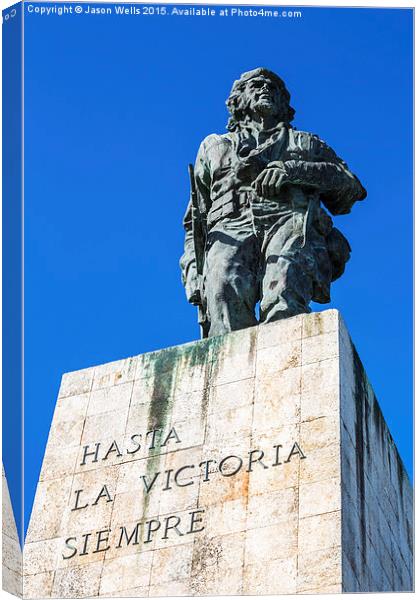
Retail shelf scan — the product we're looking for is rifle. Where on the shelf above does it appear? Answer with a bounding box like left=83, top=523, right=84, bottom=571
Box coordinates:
left=188, top=164, right=210, bottom=338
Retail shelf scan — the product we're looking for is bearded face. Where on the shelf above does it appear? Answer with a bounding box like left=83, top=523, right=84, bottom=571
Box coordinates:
left=244, top=75, right=285, bottom=118
left=226, top=70, right=295, bottom=132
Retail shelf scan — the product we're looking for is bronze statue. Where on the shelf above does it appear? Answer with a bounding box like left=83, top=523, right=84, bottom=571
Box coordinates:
left=180, top=68, right=366, bottom=337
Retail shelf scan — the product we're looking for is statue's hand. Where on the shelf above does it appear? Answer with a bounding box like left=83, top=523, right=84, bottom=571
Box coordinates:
left=185, top=271, right=202, bottom=306
left=253, top=166, right=288, bottom=198
left=188, top=288, right=202, bottom=306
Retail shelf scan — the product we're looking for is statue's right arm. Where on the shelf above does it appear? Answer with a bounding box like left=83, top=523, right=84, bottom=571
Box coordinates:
left=180, top=140, right=212, bottom=304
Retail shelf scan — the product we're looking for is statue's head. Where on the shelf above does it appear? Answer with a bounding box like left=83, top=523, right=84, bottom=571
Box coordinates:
left=226, top=68, right=295, bottom=132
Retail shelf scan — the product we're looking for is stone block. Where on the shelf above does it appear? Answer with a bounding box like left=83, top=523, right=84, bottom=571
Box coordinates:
left=255, top=338, right=301, bottom=380
left=253, top=367, right=301, bottom=431
left=297, top=546, right=341, bottom=592
left=257, top=314, right=302, bottom=349
left=2, top=467, right=22, bottom=597
left=92, top=357, right=137, bottom=391
left=2, top=467, right=24, bottom=597
left=87, top=382, right=133, bottom=417
left=23, top=572, right=54, bottom=599
left=24, top=539, right=61, bottom=576
left=207, top=377, right=254, bottom=415
left=301, top=330, right=339, bottom=365
left=299, top=477, right=341, bottom=519
left=298, top=510, right=341, bottom=554
left=25, top=477, right=73, bottom=543
left=51, top=562, right=103, bottom=598
left=99, top=552, right=153, bottom=595
left=243, top=556, right=298, bottom=595
left=245, top=520, right=298, bottom=564
left=149, top=542, right=194, bottom=585
left=58, top=369, right=94, bottom=399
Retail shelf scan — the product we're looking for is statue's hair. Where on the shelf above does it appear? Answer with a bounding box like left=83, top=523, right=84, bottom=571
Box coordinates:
left=226, top=68, right=295, bottom=132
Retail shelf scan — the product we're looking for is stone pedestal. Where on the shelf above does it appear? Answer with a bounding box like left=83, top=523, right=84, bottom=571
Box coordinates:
left=23, top=310, right=413, bottom=597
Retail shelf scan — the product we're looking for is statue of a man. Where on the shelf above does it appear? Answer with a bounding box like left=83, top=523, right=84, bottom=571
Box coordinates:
left=180, top=68, right=366, bottom=338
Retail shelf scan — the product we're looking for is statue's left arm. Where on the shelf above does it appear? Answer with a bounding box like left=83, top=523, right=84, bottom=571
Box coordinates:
left=180, top=200, right=201, bottom=304
left=180, top=138, right=212, bottom=305
left=268, top=135, right=367, bottom=215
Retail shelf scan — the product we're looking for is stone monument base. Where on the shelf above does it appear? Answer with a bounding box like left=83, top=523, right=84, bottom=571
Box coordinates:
left=20, top=310, right=412, bottom=597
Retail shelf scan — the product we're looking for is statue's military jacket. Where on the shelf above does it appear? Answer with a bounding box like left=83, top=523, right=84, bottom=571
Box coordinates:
left=181, top=124, right=366, bottom=303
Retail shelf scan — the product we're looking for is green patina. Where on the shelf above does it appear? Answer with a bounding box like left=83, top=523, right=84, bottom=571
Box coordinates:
left=248, top=326, right=257, bottom=364
left=139, top=347, right=179, bottom=532
left=134, top=328, right=257, bottom=542
left=198, top=335, right=226, bottom=417
left=138, top=335, right=226, bottom=529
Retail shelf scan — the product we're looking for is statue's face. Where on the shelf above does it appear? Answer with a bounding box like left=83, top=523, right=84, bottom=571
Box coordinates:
left=244, top=75, right=283, bottom=118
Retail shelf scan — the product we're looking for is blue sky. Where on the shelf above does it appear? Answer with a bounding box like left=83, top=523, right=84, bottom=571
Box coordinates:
left=13, top=3, right=414, bottom=536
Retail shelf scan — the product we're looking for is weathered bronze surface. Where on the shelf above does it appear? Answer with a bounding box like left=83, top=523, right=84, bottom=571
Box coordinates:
left=180, top=68, right=366, bottom=337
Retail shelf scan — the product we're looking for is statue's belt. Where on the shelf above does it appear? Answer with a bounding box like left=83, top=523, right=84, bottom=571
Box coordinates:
left=207, top=188, right=307, bottom=227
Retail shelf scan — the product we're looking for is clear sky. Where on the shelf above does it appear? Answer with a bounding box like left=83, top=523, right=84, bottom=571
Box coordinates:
left=16, top=3, right=413, bottom=535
